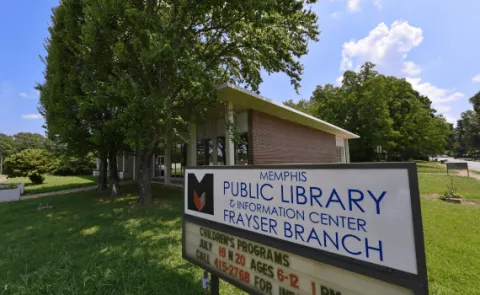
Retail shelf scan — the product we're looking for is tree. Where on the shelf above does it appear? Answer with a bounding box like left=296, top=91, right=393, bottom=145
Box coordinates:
left=444, top=123, right=455, bottom=156
left=3, top=149, right=58, bottom=184
left=456, top=110, right=480, bottom=158
left=66, top=0, right=319, bottom=203
left=0, top=133, right=14, bottom=175
left=454, top=119, right=466, bottom=157
left=286, top=62, right=451, bottom=161
left=11, top=132, right=46, bottom=152
left=284, top=99, right=313, bottom=113
left=38, top=0, right=116, bottom=192
left=469, top=91, right=480, bottom=114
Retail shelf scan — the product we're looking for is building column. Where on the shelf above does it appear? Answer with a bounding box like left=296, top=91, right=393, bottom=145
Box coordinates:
left=152, top=154, right=156, bottom=178
left=344, top=139, right=350, bottom=163
left=165, top=142, right=172, bottom=185
left=225, top=102, right=235, bottom=165
left=187, top=123, right=197, bottom=166
left=211, top=121, right=218, bottom=165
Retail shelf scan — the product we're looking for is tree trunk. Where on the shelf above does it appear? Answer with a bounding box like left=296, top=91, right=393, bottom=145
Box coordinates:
left=98, top=152, right=108, bottom=190
left=137, top=150, right=153, bottom=204
left=108, top=151, right=120, bottom=197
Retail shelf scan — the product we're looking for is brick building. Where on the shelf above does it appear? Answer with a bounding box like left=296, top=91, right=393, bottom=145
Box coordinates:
left=94, top=83, right=358, bottom=183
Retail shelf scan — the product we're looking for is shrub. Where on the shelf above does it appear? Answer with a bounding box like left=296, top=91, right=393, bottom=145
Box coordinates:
left=442, top=177, right=463, bottom=199
left=3, top=149, right=58, bottom=182
left=28, top=170, right=45, bottom=185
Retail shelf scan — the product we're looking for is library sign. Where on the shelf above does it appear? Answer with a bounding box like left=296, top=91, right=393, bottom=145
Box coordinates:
left=182, top=164, right=429, bottom=295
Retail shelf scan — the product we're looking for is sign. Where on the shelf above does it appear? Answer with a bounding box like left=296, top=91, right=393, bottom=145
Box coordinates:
left=376, top=146, right=382, bottom=154
left=183, top=164, right=428, bottom=295
left=447, top=162, right=469, bottom=177
left=447, top=162, right=468, bottom=170
left=183, top=218, right=413, bottom=295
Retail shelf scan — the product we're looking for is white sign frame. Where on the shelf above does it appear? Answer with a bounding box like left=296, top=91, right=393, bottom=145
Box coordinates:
left=182, top=163, right=428, bottom=295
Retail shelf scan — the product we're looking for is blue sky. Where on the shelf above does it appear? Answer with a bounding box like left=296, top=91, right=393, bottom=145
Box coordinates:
left=1, top=0, right=479, bottom=135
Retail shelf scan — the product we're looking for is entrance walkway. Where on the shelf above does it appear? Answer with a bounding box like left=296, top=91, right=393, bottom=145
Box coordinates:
left=21, top=185, right=98, bottom=200
left=152, top=177, right=184, bottom=187
left=20, top=180, right=138, bottom=200
left=152, top=177, right=185, bottom=187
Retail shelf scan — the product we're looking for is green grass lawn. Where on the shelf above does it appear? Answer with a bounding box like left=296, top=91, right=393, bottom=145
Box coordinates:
left=0, top=184, right=243, bottom=295
left=7, top=175, right=97, bottom=195
left=0, top=184, right=479, bottom=294
left=415, top=160, right=447, bottom=173
left=421, top=199, right=480, bottom=294
left=418, top=174, right=480, bottom=199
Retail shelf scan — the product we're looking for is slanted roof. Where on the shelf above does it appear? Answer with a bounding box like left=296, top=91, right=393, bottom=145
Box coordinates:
left=216, top=83, right=359, bottom=139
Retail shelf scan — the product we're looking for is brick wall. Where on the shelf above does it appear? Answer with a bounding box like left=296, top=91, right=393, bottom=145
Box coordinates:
left=250, top=110, right=337, bottom=164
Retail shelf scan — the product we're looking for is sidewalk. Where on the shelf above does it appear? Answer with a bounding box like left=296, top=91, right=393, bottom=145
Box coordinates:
left=20, top=180, right=138, bottom=200
left=20, top=185, right=98, bottom=200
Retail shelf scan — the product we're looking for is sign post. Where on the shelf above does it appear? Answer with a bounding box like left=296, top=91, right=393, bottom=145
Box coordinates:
left=183, top=163, right=428, bottom=295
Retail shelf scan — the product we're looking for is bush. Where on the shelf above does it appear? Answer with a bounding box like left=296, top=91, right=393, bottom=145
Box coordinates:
left=28, top=171, right=45, bottom=184
left=442, top=177, right=463, bottom=199
left=3, top=149, right=57, bottom=181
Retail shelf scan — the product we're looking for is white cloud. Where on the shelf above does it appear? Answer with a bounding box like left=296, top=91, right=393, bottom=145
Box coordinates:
left=341, top=21, right=423, bottom=75
left=331, top=11, right=341, bottom=19
left=473, top=73, right=480, bottom=83
left=336, top=75, right=344, bottom=85
left=406, top=78, right=464, bottom=104
left=348, top=0, right=361, bottom=12
left=406, top=77, right=464, bottom=118
left=433, top=105, right=452, bottom=113
left=21, top=114, right=42, bottom=120
left=18, top=91, right=39, bottom=99
left=443, top=115, right=457, bottom=125
left=402, top=61, right=422, bottom=76
left=373, top=0, right=383, bottom=9
left=340, top=21, right=463, bottom=121
left=346, top=0, right=382, bottom=12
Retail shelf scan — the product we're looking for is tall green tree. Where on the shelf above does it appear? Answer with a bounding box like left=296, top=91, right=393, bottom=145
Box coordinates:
left=453, top=92, right=480, bottom=158
left=286, top=62, right=451, bottom=161
left=444, top=123, right=455, bottom=155
left=72, top=0, right=319, bottom=203
left=39, top=0, right=121, bottom=193
left=454, top=119, right=466, bottom=157
left=456, top=110, right=480, bottom=158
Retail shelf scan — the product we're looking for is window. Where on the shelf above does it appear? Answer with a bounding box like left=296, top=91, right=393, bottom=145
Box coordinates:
left=217, top=136, right=226, bottom=165
left=336, top=146, right=345, bottom=163
left=236, top=132, right=249, bottom=165
left=336, top=136, right=346, bottom=163
left=197, top=139, right=210, bottom=166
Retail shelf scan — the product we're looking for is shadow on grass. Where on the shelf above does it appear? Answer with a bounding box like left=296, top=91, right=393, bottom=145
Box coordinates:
left=0, top=183, right=206, bottom=295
